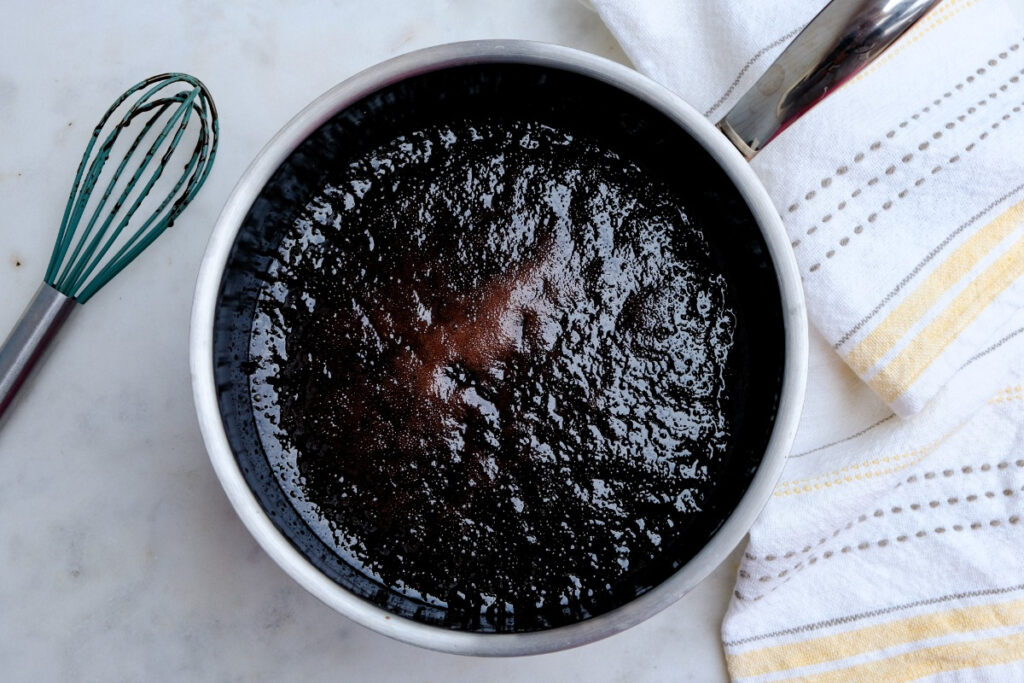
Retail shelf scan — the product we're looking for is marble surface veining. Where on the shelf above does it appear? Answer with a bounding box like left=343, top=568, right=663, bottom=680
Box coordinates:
left=0, top=2, right=735, bottom=680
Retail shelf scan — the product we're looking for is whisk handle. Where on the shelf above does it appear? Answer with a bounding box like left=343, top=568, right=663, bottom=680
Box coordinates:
left=0, top=284, right=77, bottom=426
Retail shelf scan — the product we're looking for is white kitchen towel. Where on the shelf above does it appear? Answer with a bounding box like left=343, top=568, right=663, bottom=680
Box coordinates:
left=719, top=332, right=1024, bottom=682
left=586, top=0, right=1024, bottom=680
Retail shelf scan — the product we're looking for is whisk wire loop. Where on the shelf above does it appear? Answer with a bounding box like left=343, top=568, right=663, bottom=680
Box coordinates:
left=55, top=94, right=187, bottom=292
left=61, top=91, right=198, bottom=294
left=46, top=75, right=169, bottom=286
left=45, top=73, right=218, bottom=303
left=90, top=103, right=214, bottom=298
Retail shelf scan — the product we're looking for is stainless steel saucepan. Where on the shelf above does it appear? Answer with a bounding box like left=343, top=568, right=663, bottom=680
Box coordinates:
left=191, top=0, right=938, bottom=656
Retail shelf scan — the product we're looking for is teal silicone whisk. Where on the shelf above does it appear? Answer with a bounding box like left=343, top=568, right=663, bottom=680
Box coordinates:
left=0, top=73, right=218, bottom=423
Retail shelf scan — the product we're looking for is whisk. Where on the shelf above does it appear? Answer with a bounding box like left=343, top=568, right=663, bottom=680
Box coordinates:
left=0, top=73, right=218, bottom=423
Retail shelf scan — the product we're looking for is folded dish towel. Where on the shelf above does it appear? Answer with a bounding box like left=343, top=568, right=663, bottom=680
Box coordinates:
left=587, top=0, right=1024, bottom=679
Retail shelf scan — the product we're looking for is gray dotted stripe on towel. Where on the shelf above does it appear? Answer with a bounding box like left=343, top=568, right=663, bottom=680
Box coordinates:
left=724, top=583, right=1024, bottom=648
left=800, top=71, right=1023, bottom=245
left=735, top=514, right=1022, bottom=601
left=742, top=518, right=868, bottom=567
left=742, top=482, right=1024, bottom=571
left=806, top=91, right=1024, bottom=273
left=785, top=40, right=1021, bottom=220
left=902, top=459, right=1024, bottom=486
left=745, top=481, right=1024, bottom=573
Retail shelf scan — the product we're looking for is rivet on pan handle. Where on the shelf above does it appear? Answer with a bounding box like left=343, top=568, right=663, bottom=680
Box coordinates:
left=718, top=0, right=942, bottom=160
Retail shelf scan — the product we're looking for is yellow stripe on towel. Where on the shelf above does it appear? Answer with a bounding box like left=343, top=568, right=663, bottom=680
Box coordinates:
left=727, top=597, right=1024, bottom=679
left=846, top=199, right=1024, bottom=376
left=792, top=631, right=1024, bottom=683
left=869, top=234, right=1024, bottom=403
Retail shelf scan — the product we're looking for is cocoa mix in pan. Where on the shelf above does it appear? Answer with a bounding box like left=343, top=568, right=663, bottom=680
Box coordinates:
left=250, top=118, right=739, bottom=627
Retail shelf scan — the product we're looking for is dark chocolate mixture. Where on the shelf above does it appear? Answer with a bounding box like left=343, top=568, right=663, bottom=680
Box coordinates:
left=249, top=119, right=738, bottom=628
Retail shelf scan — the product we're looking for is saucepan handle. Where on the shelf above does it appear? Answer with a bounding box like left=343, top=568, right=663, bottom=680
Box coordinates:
left=718, top=0, right=942, bottom=159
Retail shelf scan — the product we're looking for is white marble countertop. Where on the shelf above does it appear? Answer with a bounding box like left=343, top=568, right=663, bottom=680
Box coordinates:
left=0, top=2, right=737, bottom=680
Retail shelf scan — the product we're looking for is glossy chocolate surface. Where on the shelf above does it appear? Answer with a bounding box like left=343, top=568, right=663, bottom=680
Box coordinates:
left=212, top=64, right=784, bottom=632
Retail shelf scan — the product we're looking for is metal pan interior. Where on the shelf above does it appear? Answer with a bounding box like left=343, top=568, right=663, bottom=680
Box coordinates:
left=209, top=61, right=786, bottom=634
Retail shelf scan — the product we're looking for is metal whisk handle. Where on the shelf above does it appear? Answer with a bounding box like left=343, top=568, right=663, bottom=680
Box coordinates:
left=0, top=284, right=77, bottom=424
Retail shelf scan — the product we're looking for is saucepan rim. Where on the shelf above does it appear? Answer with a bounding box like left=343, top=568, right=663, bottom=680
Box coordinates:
left=189, top=39, right=807, bottom=656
